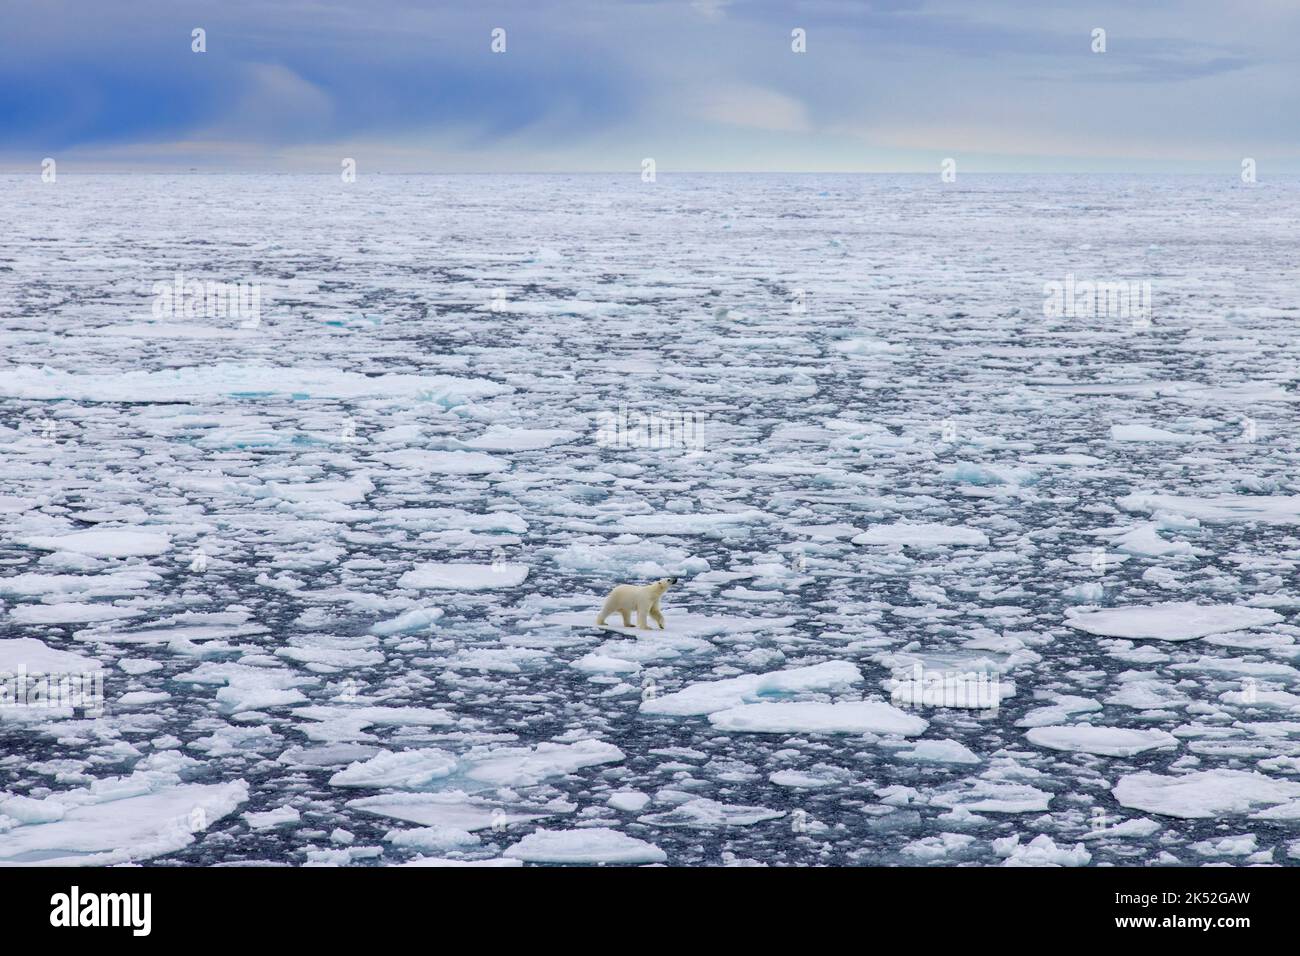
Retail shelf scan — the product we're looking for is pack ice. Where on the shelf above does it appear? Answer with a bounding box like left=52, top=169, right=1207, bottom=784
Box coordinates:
left=4, top=173, right=1300, bottom=866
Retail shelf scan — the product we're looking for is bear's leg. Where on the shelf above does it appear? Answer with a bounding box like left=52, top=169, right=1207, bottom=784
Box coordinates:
left=619, top=609, right=632, bottom=627
left=636, top=604, right=649, bottom=629
left=650, top=595, right=666, bottom=629
left=596, top=595, right=615, bottom=626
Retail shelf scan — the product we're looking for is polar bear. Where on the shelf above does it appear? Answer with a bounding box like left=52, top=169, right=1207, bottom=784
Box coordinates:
left=597, top=577, right=676, bottom=630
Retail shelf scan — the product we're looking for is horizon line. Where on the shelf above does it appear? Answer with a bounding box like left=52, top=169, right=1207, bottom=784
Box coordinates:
left=4, top=169, right=1294, bottom=177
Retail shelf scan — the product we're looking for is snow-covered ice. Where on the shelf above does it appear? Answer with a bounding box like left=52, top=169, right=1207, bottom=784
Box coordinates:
left=1066, top=603, right=1282, bottom=641
left=1025, top=726, right=1178, bottom=757
left=0, top=757, right=248, bottom=865
left=708, top=701, right=928, bottom=736
left=3, top=172, right=1300, bottom=866
left=639, top=661, right=864, bottom=717
left=503, top=827, right=666, bottom=864
left=1113, top=770, right=1300, bottom=820
left=397, top=563, right=529, bottom=590
left=852, top=523, right=989, bottom=549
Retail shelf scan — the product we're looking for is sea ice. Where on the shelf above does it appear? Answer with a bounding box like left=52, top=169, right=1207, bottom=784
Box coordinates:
left=708, top=701, right=928, bottom=736
left=0, top=773, right=248, bottom=866
left=1066, top=603, right=1281, bottom=641
left=639, top=661, right=863, bottom=717
left=1025, top=726, right=1178, bottom=757
left=503, top=828, right=666, bottom=864
left=852, top=523, right=989, bottom=548
left=1113, top=769, right=1300, bottom=819
left=18, top=529, right=171, bottom=558
left=397, top=563, right=529, bottom=590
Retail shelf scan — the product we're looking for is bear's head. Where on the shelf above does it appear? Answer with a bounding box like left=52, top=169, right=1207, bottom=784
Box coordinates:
left=652, top=577, right=676, bottom=596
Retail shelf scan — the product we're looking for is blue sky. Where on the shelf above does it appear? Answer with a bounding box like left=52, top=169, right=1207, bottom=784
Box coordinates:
left=2, top=0, right=1297, bottom=172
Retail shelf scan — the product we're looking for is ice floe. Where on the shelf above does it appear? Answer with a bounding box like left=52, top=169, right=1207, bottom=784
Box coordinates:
left=852, top=523, right=989, bottom=548
left=1025, top=726, right=1178, bottom=757
left=1066, top=603, right=1281, bottom=641
left=0, top=761, right=248, bottom=865
left=503, top=828, right=665, bottom=864
left=0, top=364, right=509, bottom=405
left=1113, top=770, right=1300, bottom=819
left=330, top=740, right=623, bottom=791
left=1118, top=493, right=1300, bottom=525
left=640, top=661, right=863, bottom=717
left=994, top=834, right=1090, bottom=867
left=709, top=701, right=927, bottom=736
left=398, top=563, right=529, bottom=590
left=18, top=529, right=171, bottom=558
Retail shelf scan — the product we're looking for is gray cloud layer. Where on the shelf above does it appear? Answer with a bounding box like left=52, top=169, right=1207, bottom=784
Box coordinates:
left=3, top=0, right=1296, bottom=171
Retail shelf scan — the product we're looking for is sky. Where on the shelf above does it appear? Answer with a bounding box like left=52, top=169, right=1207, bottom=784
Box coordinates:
left=2, top=0, right=1297, bottom=172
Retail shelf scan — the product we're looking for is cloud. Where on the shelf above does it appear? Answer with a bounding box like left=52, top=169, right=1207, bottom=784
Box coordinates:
left=690, top=0, right=734, bottom=22
left=0, top=0, right=1296, bottom=170
left=692, top=84, right=811, bottom=132
left=208, top=63, right=334, bottom=141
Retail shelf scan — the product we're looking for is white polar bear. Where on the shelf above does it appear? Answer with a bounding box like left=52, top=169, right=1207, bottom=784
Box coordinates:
left=596, top=577, right=676, bottom=630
